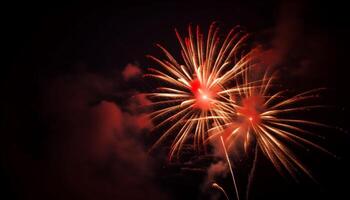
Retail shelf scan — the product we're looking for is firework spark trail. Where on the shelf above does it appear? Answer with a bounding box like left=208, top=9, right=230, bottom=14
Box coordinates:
left=246, top=143, right=258, bottom=200
left=212, top=183, right=230, bottom=200
left=220, top=135, right=240, bottom=200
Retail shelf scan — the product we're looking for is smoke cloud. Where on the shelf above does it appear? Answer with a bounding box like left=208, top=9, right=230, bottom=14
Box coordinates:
left=2, top=64, right=167, bottom=200
left=122, top=63, right=142, bottom=81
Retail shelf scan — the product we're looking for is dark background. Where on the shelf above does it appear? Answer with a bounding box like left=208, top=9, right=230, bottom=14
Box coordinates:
left=2, top=1, right=350, bottom=200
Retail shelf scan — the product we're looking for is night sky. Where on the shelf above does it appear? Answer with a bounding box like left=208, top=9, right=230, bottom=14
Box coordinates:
left=2, top=1, right=350, bottom=200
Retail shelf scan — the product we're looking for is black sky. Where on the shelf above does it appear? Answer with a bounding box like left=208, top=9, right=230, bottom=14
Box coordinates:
left=2, top=1, right=350, bottom=200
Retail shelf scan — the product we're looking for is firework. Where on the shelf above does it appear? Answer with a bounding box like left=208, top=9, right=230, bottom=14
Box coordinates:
left=208, top=68, right=332, bottom=179
left=146, top=22, right=332, bottom=200
left=146, top=23, right=254, bottom=159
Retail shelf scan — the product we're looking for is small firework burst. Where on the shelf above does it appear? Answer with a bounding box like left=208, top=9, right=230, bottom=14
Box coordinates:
left=208, top=68, right=332, bottom=178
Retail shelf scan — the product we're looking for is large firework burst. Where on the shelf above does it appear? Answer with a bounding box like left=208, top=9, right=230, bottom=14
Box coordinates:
left=146, top=23, right=255, bottom=159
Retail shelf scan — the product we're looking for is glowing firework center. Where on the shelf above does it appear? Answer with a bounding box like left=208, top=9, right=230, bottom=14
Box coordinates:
left=236, top=96, right=263, bottom=125
left=190, top=79, right=216, bottom=110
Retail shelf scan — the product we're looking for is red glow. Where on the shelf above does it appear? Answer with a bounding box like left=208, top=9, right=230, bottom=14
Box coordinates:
left=237, top=95, right=264, bottom=124
left=190, top=79, right=216, bottom=110
left=190, top=79, right=201, bottom=94
left=122, top=63, right=142, bottom=80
